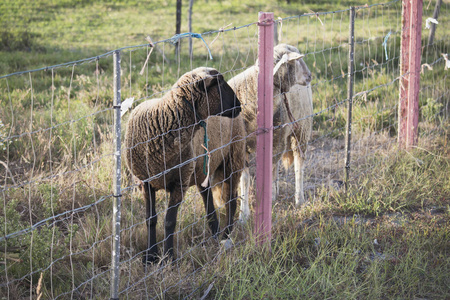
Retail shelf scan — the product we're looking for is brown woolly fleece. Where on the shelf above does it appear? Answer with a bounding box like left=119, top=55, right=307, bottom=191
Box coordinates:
left=190, top=114, right=246, bottom=208
left=124, top=67, right=240, bottom=191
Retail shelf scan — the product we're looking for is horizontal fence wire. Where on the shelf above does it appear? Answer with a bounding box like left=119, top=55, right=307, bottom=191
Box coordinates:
left=1, top=0, right=449, bottom=298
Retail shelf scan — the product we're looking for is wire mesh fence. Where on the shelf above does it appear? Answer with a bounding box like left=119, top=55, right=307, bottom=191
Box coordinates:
left=0, top=0, right=449, bottom=298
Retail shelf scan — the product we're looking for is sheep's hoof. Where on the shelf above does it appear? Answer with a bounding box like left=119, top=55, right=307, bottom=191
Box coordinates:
left=162, top=252, right=176, bottom=264
left=142, top=252, right=159, bottom=265
left=220, top=238, right=233, bottom=251
left=333, top=180, right=344, bottom=189
left=238, top=215, right=249, bottom=224
left=294, top=198, right=306, bottom=208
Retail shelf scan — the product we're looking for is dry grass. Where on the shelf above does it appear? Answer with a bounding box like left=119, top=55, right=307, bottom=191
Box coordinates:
left=1, top=0, right=450, bottom=298
left=1, top=113, right=449, bottom=299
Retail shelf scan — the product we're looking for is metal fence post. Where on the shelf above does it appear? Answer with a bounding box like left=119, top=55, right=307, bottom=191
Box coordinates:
left=398, top=0, right=411, bottom=148
left=344, top=7, right=355, bottom=191
left=111, top=50, right=122, bottom=300
left=399, top=0, right=422, bottom=149
left=255, top=12, right=274, bottom=247
left=428, top=0, right=442, bottom=46
left=406, top=0, right=422, bottom=148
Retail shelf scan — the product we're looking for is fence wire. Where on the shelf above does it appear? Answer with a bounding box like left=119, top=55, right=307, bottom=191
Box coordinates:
left=1, top=0, right=449, bottom=298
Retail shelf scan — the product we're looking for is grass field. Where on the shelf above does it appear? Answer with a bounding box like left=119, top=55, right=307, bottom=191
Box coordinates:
left=1, top=0, right=449, bottom=299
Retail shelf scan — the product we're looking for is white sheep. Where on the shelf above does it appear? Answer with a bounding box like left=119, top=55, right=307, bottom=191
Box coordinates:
left=228, top=44, right=313, bottom=222
left=124, top=67, right=242, bottom=264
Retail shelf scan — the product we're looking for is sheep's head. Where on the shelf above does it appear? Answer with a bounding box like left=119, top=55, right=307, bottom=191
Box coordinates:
left=174, top=67, right=241, bottom=120
left=273, top=44, right=312, bottom=93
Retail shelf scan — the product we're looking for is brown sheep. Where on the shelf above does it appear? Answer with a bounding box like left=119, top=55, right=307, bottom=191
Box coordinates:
left=125, top=67, right=241, bottom=264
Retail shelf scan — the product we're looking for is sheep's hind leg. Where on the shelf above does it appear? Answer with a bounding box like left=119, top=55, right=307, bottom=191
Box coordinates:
left=198, top=183, right=219, bottom=238
left=220, top=191, right=237, bottom=251
left=223, top=183, right=237, bottom=239
left=143, top=182, right=159, bottom=265
left=292, top=137, right=306, bottom=206
left=238, top=167, right=250, bottom=223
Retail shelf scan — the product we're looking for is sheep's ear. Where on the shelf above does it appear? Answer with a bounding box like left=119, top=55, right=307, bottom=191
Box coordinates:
left=199, top=76, right=218, bottom=91
left=273, top=52, right=305, bottom=76
left=199, top=69, right=220, bottom=91
left=287, top=52, right=304, bottom=61
left=202, top=76, right=218, bottom=90
left=273, top=54, right=289, bottom=76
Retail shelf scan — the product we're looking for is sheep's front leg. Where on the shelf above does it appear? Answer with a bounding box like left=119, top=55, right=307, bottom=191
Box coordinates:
left=238, top=167, right=250, bottom=223
left=197, top=183, right=219, bottom=238
left=143, top=182, right=159, bottom=265
left=164, top=186, right=184, bottom=260
left=292, top=138, right=306, bottom=206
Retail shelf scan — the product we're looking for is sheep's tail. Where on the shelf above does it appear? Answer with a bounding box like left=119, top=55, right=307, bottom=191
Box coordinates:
left=282, top=151, right=294, bottom=170
left=201, top=169, right=210, bottom=188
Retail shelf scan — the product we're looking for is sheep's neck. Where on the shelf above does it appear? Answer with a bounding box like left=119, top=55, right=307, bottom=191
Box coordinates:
left=283, top=93, right=300, bottom=130
left=182, top=97, right=209, bottom=175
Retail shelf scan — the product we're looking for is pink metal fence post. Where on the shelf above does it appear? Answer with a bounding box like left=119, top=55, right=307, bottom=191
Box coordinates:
left=399, top=0, right=423, bottom=148
left=255, top=12, right=274, bottom=246
left=406, top=0, right=422, bottom=147
left=398, top=0, right=410, bottom=148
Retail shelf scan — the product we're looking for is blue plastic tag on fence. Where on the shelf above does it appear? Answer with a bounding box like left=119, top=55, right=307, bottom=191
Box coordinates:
left=169, top=32, right=213, bottom=60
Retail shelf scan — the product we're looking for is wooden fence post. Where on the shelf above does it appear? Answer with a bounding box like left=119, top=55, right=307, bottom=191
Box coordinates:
left=255, top=12, right=274, bottom=247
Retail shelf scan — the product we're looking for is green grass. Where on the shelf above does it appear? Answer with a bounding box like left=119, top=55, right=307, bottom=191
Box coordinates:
left=0, top=0, right=449, bottom=298
left=329, top=144, right=450, bottom=216
left=212, top=214, right=449, bottom=299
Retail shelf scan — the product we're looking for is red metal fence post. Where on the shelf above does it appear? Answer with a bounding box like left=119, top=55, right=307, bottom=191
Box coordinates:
left=398, top=0, right=411, bottom=148
left=406, top=0, right=422, bottom=148
left=255, top=12, right=274, bottom=246
left=399, top=0, right=422, bottom=148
